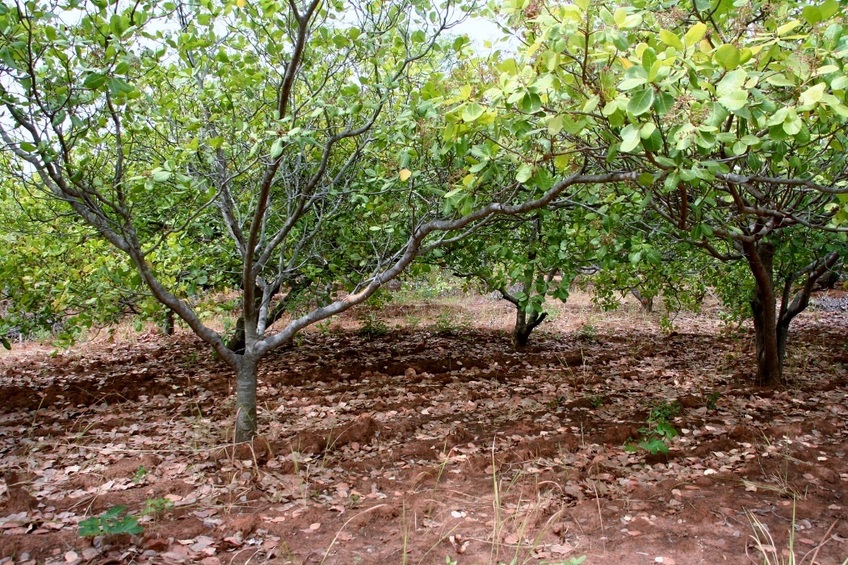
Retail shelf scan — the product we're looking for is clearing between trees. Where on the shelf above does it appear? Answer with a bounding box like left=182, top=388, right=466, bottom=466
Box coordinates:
left=1, top=291, right=847, bottom=565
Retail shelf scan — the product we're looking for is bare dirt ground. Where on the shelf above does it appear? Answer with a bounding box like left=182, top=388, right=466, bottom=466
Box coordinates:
left=1, top=291, right=847, bottom=565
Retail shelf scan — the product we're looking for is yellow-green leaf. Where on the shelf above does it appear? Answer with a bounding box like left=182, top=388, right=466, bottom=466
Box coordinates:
left=547, top=114, right=563, bottom=136
left=684, top=23, right=707, bottom=47
left=613, top=8, right=627, bottom=26
left=799, top=82, right=826, bottom=106
left=620, top=124, right=641, bottom=152
left=516, top=163, right=533, bottom=183
left=776, top=20, right=801, bottom=36
left=659, top=30, right=683, bottom=51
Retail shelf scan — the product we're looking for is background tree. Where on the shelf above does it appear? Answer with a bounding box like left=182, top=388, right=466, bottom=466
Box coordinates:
left=443, top=209, right=578, bottom=348
left=466, top=0, right=848, bottom=385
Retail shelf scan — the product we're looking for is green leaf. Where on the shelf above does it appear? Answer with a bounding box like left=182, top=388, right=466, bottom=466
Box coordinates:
left=718, top=90, right=748, bottom=111
left=519, top=92, right=542, bottom=114
left=627, top=88, right=655, bottom=116
left=619, top=77, right=648, bottom=90
left=776, top=20, right=801, bottom=36
left=832, top=76, right=848, bottom=91
left=107, top=77, right=134, bottom=95
left=620, top=124, right=641, bottom=152
left=654, top=93, right=675, bottom=115
left=0, top=336, right=9, bottom=350
left=714, top=44, right=741, bottom=70
left=802, top=6, right=822, bottom=24
left=461, top=102, right=485, bottom=122
left=83, top=72, right=107, bottom=90
left=151, top=170, right=171, bottom=183
left=716, top=70, right=748, bottom=111
left=639, top=438, right=669, bottom=454
left=766, top=74, right=797, bottom=87
left=270, top=138, right=284, bottom=159
left=641, top=48, right=657, bottom=72
left=821, top=0, right=839, bottom=18
left=546, top=114, right=563, bottom=135
left=783, top=110, right=803, bottom=135
left=516, top=163, right=533, bottom=183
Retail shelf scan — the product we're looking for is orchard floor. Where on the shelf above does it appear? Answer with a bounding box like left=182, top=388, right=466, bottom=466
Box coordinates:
left=1, top=291, right=847, bottom=565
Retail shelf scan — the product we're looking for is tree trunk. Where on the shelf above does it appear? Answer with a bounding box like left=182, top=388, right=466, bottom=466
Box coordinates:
left=776, top=318, right=789, bottom=371
left=750, top=284, right=783, bottom=386
left=631, top=289, right=653, bottom=312
left=234, top=357, right=258, bottom=442
left=513, top=308, right=530, bottom=349
left=227, top=316, right=247, bottom=353
left=162, top=309, right=175, bottom=336
left=512, top=308, right=547, bottom=350
left=744, top=241, right=783, bottom=387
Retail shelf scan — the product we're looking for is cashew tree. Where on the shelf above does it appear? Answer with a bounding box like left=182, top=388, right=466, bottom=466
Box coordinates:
left=462, top=0, right=848, bottom=385
left=0, top=0, right=640, bottom=440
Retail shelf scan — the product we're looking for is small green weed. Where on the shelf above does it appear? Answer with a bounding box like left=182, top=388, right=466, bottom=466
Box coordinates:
left=648, top=399, right=680, bottom=423
left=141, top=497, right=174, bottom=518
left=357, top=312, right=389, bottom=337
left=78, top=505, right=143, bottom=537
left=705, top=391, right=721, bottom=411
left=626, top=421, right=678, bottom=454
left=132, top=465, right=147, bottom=484
left=626, top=400, right=681, bottom=455
left=577, top=323, right=597, bottom=340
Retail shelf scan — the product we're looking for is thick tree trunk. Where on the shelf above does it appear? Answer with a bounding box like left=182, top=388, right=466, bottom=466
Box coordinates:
left=744, top=240, right=783, bottom=387
left=227, top=317, right=247, bottom=353
left=512, top=308, right=547, bottom=350
left=750, top=283, right=783, bottom=386
left=513, top=309, right=530, bottom=349
left=234, top=357, right=258, bottom=442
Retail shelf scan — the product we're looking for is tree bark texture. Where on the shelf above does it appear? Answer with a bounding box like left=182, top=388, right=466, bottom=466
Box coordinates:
left=744, top=241, right=783, bottom=386
left=512, top=307, right=547, bottom=350
left=234, top=357, right=258, bottom=442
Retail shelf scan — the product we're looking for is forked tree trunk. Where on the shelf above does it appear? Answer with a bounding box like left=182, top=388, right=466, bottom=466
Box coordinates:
left=227, top=283, right=304, bottom=353
left=234, top=356, right=258, bottom=442
left=512, top=307, right=547, bottom=349
left=744, top=240, right=839, bottom=387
